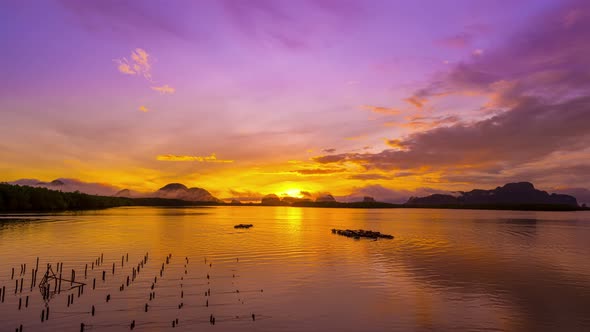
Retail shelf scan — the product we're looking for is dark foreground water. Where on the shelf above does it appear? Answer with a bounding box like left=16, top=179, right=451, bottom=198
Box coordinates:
left=1, top=206, right=589, bottom=331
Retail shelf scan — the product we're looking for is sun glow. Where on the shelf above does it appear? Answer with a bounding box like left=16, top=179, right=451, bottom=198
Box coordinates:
left=284, top=189, right=304, bottom=198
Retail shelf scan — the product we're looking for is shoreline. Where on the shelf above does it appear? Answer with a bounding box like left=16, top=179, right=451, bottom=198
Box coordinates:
left=1, top=203, right=588, bottom=214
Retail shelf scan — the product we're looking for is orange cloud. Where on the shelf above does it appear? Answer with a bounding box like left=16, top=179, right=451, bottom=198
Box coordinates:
left=345, top=134, right=367, bottom=140
left=402, top=115, right=460, bottom=130
left=138, top=105, right=150, bottom=112
left=151, top=84, right=175, bottom=94
left=156, top=153, right=234, bottom=163
left=114, top=48, right=152, bottom=80
left=386, top=139, right=405, bottom=149
left=290, top=168, right=345, bottom=175
left=404, top=95, right=428, bottom=109
left=361, top=105, right=401, bottom=115
left=116, top=61, right=136, bottom=75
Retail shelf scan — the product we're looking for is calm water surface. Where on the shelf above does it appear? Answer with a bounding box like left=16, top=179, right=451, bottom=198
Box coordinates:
left=1, top=206, right=589, bottom=331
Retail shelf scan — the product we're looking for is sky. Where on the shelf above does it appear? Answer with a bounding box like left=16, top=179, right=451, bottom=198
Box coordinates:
left=1, top=0, right=590, bottom=202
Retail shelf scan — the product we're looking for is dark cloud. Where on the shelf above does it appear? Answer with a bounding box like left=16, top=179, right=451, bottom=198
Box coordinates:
left=315, top=96, right=590, bottom=171
left=440, top=163, right=590, bottom=191
left=315, top=1, right=590, bottom=186
left=414, top=0, right=590, bottom=105
left=322, top=148, right=336, bottom=153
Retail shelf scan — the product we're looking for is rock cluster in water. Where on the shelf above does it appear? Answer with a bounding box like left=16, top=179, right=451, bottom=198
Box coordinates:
left=234, top=224, right=253, bottom=229
left=331, top=228, right=394, bottom=240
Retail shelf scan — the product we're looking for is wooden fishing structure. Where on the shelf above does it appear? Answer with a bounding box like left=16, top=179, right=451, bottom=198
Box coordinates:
left=38, top=264, right=86, bottom=302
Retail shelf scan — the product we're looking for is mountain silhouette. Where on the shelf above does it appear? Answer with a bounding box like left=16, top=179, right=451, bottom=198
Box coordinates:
left=154, top=183, right=220, bottom=202
left=406, top=182, right=578, bottom=207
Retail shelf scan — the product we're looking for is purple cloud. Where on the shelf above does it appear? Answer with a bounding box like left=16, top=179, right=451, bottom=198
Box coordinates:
left=436, top=33, right=473, bottom=49
left=314, top=0, right=590, bottom=187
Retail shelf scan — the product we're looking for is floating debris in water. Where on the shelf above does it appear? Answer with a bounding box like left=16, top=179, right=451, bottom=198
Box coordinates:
left=331, top=229, right=394, bottom=240
left=234, top=224, right=253, bottom=229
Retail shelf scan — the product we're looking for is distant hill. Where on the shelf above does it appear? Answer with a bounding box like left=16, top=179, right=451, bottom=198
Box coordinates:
left=9, top=178, right=221, bottom=203
left=154, top=183, right=220, bottom=202
left=406, top=182, right=579, bottom=208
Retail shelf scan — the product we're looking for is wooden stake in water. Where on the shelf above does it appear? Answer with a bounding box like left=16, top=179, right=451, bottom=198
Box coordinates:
left=34, top=257, right=39, bottom=283
left=30, top=270, right=35, bottom=291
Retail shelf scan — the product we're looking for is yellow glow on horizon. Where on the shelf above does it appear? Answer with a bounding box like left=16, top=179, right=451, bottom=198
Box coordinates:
left=1, top=153, right=462, bottom=200
left=284, top=189, right=304, bottom=198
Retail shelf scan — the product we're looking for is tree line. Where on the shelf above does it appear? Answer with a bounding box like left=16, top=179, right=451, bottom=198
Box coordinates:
left=0, top=183, right=134, bottom=211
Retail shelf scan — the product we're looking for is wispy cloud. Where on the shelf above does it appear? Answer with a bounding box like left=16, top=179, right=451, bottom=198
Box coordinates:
left=115, top=61, right=136, bottom=75
left=347, top=173, right=392, bottom=180
left=114, top=48, right=153, bottom=80
left=404, top=95, right=427, bottom=109
left=436, top=33, right=473, bottom=49
left=138, top=105, right=150, bottom=112
left=156, top=153, right=234, bottom=163
left=345, top=134, right=367, bottom=140
left=388, top=114, right=460, bottom=130
left=290, top=168, right=345, bottom=175
left=151, top=84, right=175, bottom=94
left=361, top=105, right=401, bottom=115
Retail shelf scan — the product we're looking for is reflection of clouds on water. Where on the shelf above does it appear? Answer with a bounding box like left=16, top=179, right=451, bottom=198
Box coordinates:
left=389, top=219, right=590, bottom=331
left=1, top=207, right=590, bottom=331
